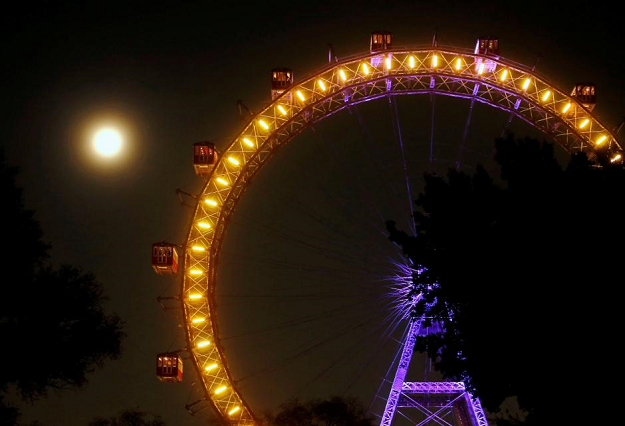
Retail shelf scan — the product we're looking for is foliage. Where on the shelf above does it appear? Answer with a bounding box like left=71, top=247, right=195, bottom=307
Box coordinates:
left=387, top=134, right=624, bottom=425
left=88, top=409, right=166, bottom=426
left=0, top=152, right=125, bottom=423
left=267, top=396, right=374, bottom=426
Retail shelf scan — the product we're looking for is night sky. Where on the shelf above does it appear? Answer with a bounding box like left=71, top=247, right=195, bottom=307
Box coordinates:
left=2, top=1, right=623, bottom=425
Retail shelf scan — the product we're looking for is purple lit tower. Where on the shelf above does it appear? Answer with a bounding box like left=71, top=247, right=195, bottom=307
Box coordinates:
left=380, top=263, right=488, bottom=426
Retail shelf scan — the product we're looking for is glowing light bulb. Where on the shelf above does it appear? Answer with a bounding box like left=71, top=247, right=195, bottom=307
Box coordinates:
left=522, top=78, right=531, bottom=91
left=385, top=56, right=392, bottom=70
left=204, top=363, right=218, bottom=372
left=228, top=406, right=241, bottom=416
left=215, top=177, right=229, bottom=186
left=562, top=103, right=572, bottom=113
left=611, top=153, right=622, bottom=163
left=317, top=79, right=327, bottom=91
left=408, top=56, right=416, bottom=69
left=596, top=135, right=607, bottom=146
left=227, top=156, right=240, bottom=166
left=189, top=269, right=203, bottom=275
left=196, top=340, right=210, bottom=348
left=197, top=222, right=211, bottom=229
left=477, top=63, right=485, bottom=75
left=455, top=58, right=462, bottom=71
left=296, top=90, right=306, bottom=101
left=362, top=63, right=370, bottom=75
left=579, top=118, right=590, bottom=129
left=500, top=69, right=509, bottom=81
left=189, top=294, right=203, bottom=300
left=214, top=386, right=228, bottom=394
left=192, top=318, right=206, bottom=324
left=431, top=54, right=438, bottom=68
left=542, top=90, right=551, bottom=102
left=277, top=105, right=287, bottom=115
left=191, top=246, right=206, bottom=252
left=257, top=119, right=269, bottom=130
left=339, top=69, right=347, bottom=82
left=243, top=137, right=254, bottom=148
left=204, top=199, right=218, bottom=207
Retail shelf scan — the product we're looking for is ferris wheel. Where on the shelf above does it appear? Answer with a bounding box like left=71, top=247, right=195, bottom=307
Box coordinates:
left=151, top=31, right=623, bottom=426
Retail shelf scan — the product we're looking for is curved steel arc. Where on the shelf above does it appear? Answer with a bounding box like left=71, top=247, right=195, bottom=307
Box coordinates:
left=181, top=47, right=623, bottom=425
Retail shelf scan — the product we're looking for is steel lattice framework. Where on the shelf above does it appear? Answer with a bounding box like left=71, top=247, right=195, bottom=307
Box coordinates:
left=179, top=46, right=623, bottom=425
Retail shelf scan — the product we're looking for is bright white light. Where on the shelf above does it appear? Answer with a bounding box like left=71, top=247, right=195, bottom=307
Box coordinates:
left=93, top=128, right=122, bottom=157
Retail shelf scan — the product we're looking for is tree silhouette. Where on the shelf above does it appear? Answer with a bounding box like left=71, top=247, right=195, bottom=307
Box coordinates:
left=88, top=409, right=165, bottom=426
left=0, top=152, right=125, bottom=424
left=387, top=134, right=624, bottom=425
left=267, top=396, right=374, bottom=426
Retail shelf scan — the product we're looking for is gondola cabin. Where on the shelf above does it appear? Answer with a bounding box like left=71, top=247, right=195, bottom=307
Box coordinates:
left=370, top=31, right=393, bottom=53
left=474, top=36, right=499, bottom=73
left=193, top=142, right=218, bottom=176
left=151, top=243, right=179, bottom=275
left=156, top=353, right=183, bottom=382
left=271, top=68, right=294, bottom=100
left=570, top=82, right=596, bottom=111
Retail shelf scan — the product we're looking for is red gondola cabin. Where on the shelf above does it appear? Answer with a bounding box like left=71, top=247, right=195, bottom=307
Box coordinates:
left=474, top=37, right=499, bottom=73
left=193, top=142, right=218, bottom=176
left=370, top=31, right=392, bottom=53
left=571, top=82, right=596, bottom=111
left=156, top=353, right=183, bottom=382
left=152, top=243, right=179, bottom=275
left=271, top=68, right=294, bottom=100
left=474, top=37, right=499, bottom=56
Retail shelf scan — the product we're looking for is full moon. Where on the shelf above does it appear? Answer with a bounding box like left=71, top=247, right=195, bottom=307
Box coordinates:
left=93, top=128, right=123, bottom=157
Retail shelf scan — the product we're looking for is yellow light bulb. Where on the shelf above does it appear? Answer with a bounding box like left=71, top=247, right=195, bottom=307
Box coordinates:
left=596, top=135, right=607, bottom=146
left=579, top=118, right=590, bottom=129
left=477, top=63, right=485, bottom=75
left=362, top=63, right=369, bottom=75
left=385, top=56, right=392, bottom=70
left=339, top=69, right=347, bottom=81
left=522, top=78, right=531, bottom=91
left=204, top=363, right=218, bottom=372
left=227, top=156, right=240, bottom=166
left=500, top=69, right=509, bottom=81
left=189, top=294, right=203, bottom=300
left=242, top=137, right=255, bottom=148
left=192, top=318, right=205, bottom=324
left=214, top=386, right=228, bottom=394
left=542, top=90, right=551, bottom=102
left=611, top=154, right=622, bottom=163
left=296, top=90, right=306, bottom=101
left=204, top=198, right=218, bottom=207
left=277, top=105, right=287, bottom=115
left=431, top=54, right=438, bottom=68
left=455, top=58, right=462, bottom=71
left=228, top=406, right=241, bottom=416
left=196, top=340, right=210, bottom=348
left=317, top=79, right=327, bottom=91
left=189, top=269, right=203, bottom=275
left=562, top=103, right=572, bottom=113
left=257, top=119, right=269, bottom=130
left=408, top=56, right=416, bottom=69
left=215, top=177, right=229, bottom=186
left=191, top=246, right=206, bottom=252
left=197, top=222, right=211, bottom=229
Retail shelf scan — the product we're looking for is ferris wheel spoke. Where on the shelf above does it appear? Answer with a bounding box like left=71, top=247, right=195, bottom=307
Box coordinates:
left=236, top=310, right=387, bottom=387
left=429, top=93, right=437, bottom=172
left=456, top=98, right=477, bottom=171
left=388, top=96, right=416, bottom=235
left=351, top=104, right=414, bottom=230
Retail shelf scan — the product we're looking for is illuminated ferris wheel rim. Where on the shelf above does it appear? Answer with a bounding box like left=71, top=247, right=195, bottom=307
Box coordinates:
left=179, top=43, right=623, bottom=425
